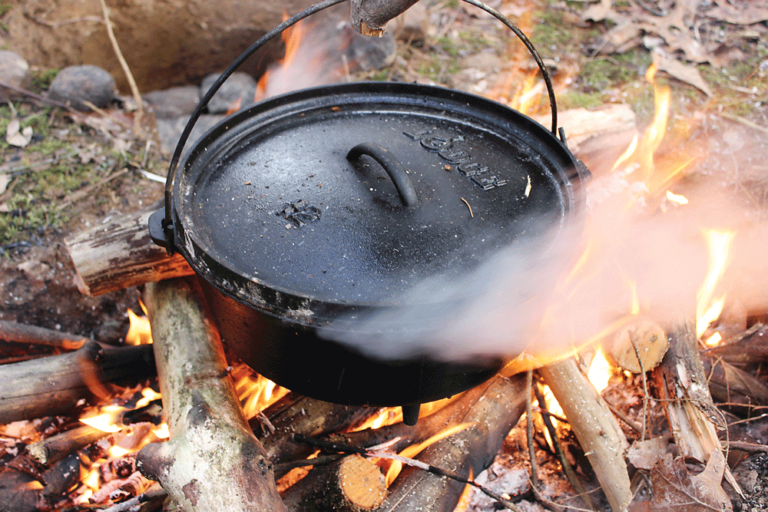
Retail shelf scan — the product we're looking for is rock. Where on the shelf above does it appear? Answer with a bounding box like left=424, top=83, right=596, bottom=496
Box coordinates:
left=155, top=114, right=226, bottom=157
left=143, top=86, right=201, bottom=119
left=48, top=65, right=116, bottom=111
left=343, top=27, right=397, bottom=71
left=0, top=51, right=31, bottom=100
left=199, top=72, right=258, bottom=114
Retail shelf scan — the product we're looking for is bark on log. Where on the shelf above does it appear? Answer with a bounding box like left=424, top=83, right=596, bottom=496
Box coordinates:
left=281, top=454, right=387, bottom=511
left=377, top=373, right=527, bottom=512
left=135, top=278, right=286, bottom=512
left=251, top=393, right=375, bottom=479
left=0, top=321, right=89, bottom=350
left=0, top=342, right=155, bottom=424
left=651, top=322, right=740, bottom=494
left=539, top=357, right=632, bottom=512
left=64, top=201, right=194, bottom=297
left=350, top=0, right=420, bottom=36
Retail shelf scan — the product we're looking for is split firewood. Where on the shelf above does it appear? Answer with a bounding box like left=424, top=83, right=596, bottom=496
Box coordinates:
left=0, top=342, right=155, bottom=424
left=64, top=200, right=194, bottom=297
left=252, top=393, right=375, bottom=479
left=650, top=321, right=741, bottom=494
left=281, top=454, right=387, bottom=511
left=702, top=356, right=768, bottom=412
left=64, top=113, right=633, bottom=298
left=0, top=320, right=89, bottom=350
left=377, top=373, right=527, bottom=512
left=608, top=316, right=669, bottom=373
left=26, top=425, right=110, bottom=466
left=538, top=357, right=632, bottom=512
left=136, top=278, right=286, bottom=512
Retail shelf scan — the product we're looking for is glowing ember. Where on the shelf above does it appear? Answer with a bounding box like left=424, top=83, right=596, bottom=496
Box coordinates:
left=125, top=308, right=152, bottom=345
left=135, top=387, right=162, bottom=409
left=153, top=422, right=170, bottom=439
left=666, top=190, right=689, bottom=205
left=108, top=445, right=131, bottom=458
left=587, top=348, right=612, bottom=393
left=696, top=230, right=735, bottom=339
left=80, top=405, right=125, bottom=433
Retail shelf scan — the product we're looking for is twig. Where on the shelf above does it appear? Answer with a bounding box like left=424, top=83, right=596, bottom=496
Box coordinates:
left=97, top=0, right=144, bottom=135
left=59, top=168, right=129, bottom=209
left=526, top=370, right=539, bottom=489
left=460, top=197, right=474, bottom=217
left=604, top=400, right=643, bottom=434
left=0, top=80, right=81, bottom=112
left=0, top=320, right=90, bottom=350
left=97, top=483, right=166, bottom=512
left=726, top=441, right=768, bottom=454
left=719, top=113, right=768, bottom=136
left=292, top=433, right=525, bottom=512
left=533, top=383, right=594, bottom=511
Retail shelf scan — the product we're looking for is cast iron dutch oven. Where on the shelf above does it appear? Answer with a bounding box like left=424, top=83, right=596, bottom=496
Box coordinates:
left=149, top=0, right=590, bottom=419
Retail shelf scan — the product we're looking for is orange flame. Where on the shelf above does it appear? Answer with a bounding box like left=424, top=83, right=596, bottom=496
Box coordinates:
left=80, top=405, right=125, bottom=433
left=125, top=308, right=152, bottom=345
left=230, top=362, right=287, bottom=420
left=256, top=19, right=307, bottom=102
left=696, top=230, right=735, bottom=339
left=587, top=348, right=612, bottom=393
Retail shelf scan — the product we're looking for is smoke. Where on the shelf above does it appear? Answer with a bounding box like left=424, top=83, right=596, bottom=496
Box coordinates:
left=320, top=167, right=768, bottom=364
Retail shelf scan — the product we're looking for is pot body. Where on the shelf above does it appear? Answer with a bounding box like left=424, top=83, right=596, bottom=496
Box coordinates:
left=162, top=82, right=589, bottom=406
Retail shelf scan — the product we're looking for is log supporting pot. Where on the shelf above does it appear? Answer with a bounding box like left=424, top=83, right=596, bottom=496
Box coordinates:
left=149, top=0, right=590, bottom=421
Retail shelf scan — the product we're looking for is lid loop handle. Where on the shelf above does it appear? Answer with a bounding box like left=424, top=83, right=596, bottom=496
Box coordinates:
left=347, top=143, right=419, bottom=207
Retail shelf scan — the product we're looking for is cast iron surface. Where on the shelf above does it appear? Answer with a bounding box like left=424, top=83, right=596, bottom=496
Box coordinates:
left=174, top=82, right=583, bottom=323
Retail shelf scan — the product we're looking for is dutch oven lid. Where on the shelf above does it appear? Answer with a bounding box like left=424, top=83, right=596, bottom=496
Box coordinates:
left=170, top=82, right=586, bottom=320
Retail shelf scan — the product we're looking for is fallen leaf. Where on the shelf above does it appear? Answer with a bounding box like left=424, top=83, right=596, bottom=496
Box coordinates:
left=705, top=0, right=768, bottom=25
left=627, top=436, right=674, bottom=470
left=0, top=174, right=9, bottom=195
left=6, top=119, right=33, bottom=148
left=654, top=52, right=712, bottom=97
left=581, top=0, right=614, bottom=23
left=646, top=452, right=732, bottom=512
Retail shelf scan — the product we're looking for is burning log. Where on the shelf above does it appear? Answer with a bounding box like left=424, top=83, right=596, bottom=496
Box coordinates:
left=0, top=342, right=155, bottom=424
left=64, top=201, right=194, bottom=297
left=252, top=393, right=374, bottom=479
left=0, top=320, right=89, bottom=351
left=702, top=323, right=768, bottom=366
left=650, top=321, right=741, bottom=493
left=376, top=373, right=527, bottom=512
left=280, top=454, right=387, bottom=511
left=136, top=278, right=286, bottom=512
left=538, top=357, right=632, bottom=512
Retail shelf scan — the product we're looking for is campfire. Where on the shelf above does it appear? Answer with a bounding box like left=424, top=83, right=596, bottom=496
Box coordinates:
left=3, top=1, right=768, bottom=512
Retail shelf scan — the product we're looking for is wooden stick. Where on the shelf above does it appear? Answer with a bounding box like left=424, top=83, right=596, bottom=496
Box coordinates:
left=252, top=393, right=375, bottom=479
left=64, top=201, right=194, bottom=297
left=377, top=374, right=527, bottom=512
left=0, top=342, right=155, bottom=424
left=0, top=320, right=89, bottom=350
left=26, top=425, right=110, bottom=466
left=539, top=357, right=632, bottom=512
left=651, top=321, right=741, bottom=495
left=136, top=278, right=286, bottom=511
left=280, top=454, right=387, bottom=511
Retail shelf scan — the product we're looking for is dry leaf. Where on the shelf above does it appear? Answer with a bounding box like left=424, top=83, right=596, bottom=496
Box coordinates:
left=654, top=53, right=712, bottom=97
left=627, top=437, right=674, bottom=470
left=646, top=452, right=732, bottom=512
left=6, top=119, right=34, bottom=148
left=705, top=0, right=768, bottom=25
left=581, top=0, right=614, bottom=23
left=0, top=174, right=9, bottom=195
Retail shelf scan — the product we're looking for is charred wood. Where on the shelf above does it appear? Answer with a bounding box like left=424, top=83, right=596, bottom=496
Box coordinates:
left=26, top=425, right=110, bottom=466
left=377, top=373, right=527, bottom=512
left=281, top=454, right=387, bottom=511
left=64, top=201, right=194, bottom=297
left=136, top=278, right=286, bottom=512
left=0, top=342, right=155, bottom=424
left=539, top=357, right=632, bottom=512
left=0, top=321, right=89, bottom=351
left=252, top=393, right=374, bottom=479
left=703, top=323, right=768, bottom=366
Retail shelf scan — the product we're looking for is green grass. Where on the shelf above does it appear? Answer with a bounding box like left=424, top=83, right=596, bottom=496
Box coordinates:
left=30, top=68, right=59, bottom=93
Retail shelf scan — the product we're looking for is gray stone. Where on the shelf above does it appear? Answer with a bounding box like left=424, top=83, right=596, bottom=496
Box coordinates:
left=0, top=51, right=31, bottom=100
left=143, top=86, right=201, bottom=119
left=343, top=27, right=397, bottom=71
left=48, top=65, right=116, bottom=111
left=199, top=72, right=258, bottom=114
left=155, top=114, right=226, bottom=157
